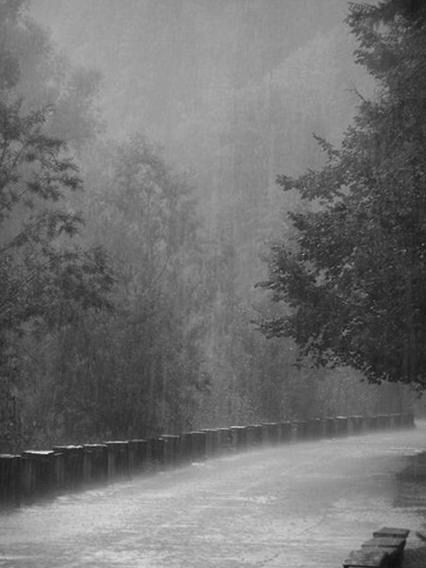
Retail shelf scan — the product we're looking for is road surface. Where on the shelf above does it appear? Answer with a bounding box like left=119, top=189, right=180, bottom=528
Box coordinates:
left=1, top=424, right=426, bottom=567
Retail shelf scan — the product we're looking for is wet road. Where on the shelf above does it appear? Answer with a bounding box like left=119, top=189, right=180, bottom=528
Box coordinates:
left=1, top=424, right=426, bottom=568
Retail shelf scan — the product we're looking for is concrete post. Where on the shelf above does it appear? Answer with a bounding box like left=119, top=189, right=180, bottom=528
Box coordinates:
left=317, top=418, right=327, bottom=438
left=217, top=428, right=232, bottom=452
left=230, top=426, right=248, bottom=451
left=279, top=421, right=292, bottom=443
left=201, top=429, right=218, bottom=457
left=180, top=432, right=192, bottom=463
left=249, top=425, right=263, bottom=446
left=53, top=451, right=65, bottom=491
left=267, top=423, right=280, bottom=444
left=161, top=435, right=180, bottom=467
left=128, top=439, right=148, bottom=473
left=292, top=420, right=307, bottom=441
left=325, top=417, right=336, bottom=437
left=260, top=424, right=270, bottom=445
left=335, top=416, right=348, bottom=436
left=243, top=426, right=253, bottom=447
left=83, top=444, right=107, bottom=483
left=190, top=431, right=206, bottom=461
left=0, top=454, right=21, bottom=507
left=146, top=438, right=165, bottom=470
left=200, top=429, right=212, bottom=457
left=105, top=441, right=129, bottom=479
left=376, top=415, right=386, bottom=430
left=306, top=418, right=322, bottom=439
left=260, top=423, right=280, bottom=445
left=52, top=445, right=84, bottom=489
left=21, top=450, right=55, bottom=501
left=352, top=415, right=363, bottom=434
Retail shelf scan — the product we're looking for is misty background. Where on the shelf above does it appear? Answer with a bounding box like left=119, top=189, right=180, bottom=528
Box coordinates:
left=1, top=0, right=407, bottom=451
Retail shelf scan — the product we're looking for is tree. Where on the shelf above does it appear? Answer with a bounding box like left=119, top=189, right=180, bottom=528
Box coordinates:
left=259, top=1, right=426, bottom=389
left=52, top=136, right=209, bottom=440
left=0, top=3, right=113, bottom=450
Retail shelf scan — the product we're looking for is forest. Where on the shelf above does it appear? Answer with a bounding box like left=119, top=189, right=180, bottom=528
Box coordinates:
left=0, top=0, right=421, bottom=452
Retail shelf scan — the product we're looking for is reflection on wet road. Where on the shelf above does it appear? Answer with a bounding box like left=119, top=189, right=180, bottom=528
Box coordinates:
left=1, top=424, right=426, bottom=567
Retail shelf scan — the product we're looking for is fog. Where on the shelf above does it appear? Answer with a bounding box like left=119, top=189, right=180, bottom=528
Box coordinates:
left=0, top=0, right=403, bottom=453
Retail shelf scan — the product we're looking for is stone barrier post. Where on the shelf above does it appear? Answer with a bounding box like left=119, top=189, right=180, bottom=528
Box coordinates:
left=21, top=450, right=56, bottom=501
left=290, top=421, right=298, bottom=441
left=191, top=431, right=207, bottom=461
left=318, top=418, right=328, bottom=438
left=82, top=446, right=92, bottom=482
left=352, top=416, right=363, bottom=434
left=376, top=415, right=384, bottom=430
left=52, top=445, right=84, bottom=489
left=230, top=426, right=248, bottom=451
left=105, top=441, right=129, bottom=479
left=389, top=414, right=398, bottom=429
left=83, top=444, right=107, bottom=483
left=239, top=426, right=249, bottom=449
left=260, top=423, right=270, bottom=445
left=325, top=417, right=336, bottom=437
left=212, top=429, right=222, bottom=454
left=347, top=416, right=355, bottom=435
left=201, top=429, right=215, bottom=458
left=189, top=432, right=199, bottom=460
left=315, top=418, right=325, bottom=439
left=292, top=420, right=307, bottom=441
left=161, top=435, right=180, bottom=467
left=230, top=426, right=239, bottom=450
left=180, top=432, right=192, bottom=463
left=245, top=425, right=256, bottom=447
left=53, top=451, right=65, bottom=491
left=0, top=454, right=21, bottom=506
left=305, top=419, right=315, bottom=439
left=268, top=423, right=280, bottom=444
left=217, top=428, right=232, bottom=452
left=335, top=416, right=348, bottom=436
left=249, top=425, right=263, bottom=446
left=405, top=413, right=415, bottom=428
left=278, top=421, right=292, bottom=443
left=306, top=418, right=322, bottom=439
left=260, top=422, right=279, bottom=445
left=128, top=439, right=148, bottom=473
left=147, top=438, right=165, bottom=470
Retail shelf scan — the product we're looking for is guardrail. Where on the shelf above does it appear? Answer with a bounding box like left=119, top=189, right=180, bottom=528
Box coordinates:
left=0, top=412, right=415, bottom=509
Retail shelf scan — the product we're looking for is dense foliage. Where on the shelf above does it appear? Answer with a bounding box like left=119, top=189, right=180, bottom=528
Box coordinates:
left=0, top=0, right=113, bottom=449
left=260, top=0, right=426, bottom=388
left=0, top=0, right=411, bottom=451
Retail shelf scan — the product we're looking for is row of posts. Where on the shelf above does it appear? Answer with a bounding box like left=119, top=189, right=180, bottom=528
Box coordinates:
left=0, top=412, right=415, bottom=509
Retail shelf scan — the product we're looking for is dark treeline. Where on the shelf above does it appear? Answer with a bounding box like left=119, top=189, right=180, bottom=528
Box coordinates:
left=0, top=0, right=412, bottom=453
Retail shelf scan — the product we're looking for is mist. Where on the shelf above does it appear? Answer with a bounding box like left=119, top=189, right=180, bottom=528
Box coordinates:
left=0, top=0, right=407, bottom=452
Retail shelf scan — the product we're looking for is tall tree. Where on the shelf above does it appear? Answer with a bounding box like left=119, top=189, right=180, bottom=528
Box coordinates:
left=0, top=1, right=113, bottom=450
left=58, top=136, right=209, bottom=440
left=260, top=1, right=426, bottom=389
